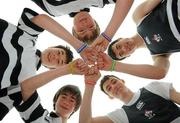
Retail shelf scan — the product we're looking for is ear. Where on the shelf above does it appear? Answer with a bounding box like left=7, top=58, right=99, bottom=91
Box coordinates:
left=108, top=95, right=114, bottom=100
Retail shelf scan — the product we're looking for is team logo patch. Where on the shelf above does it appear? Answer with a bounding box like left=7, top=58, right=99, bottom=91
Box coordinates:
left=136, top=100, right=145, bottom=110
left=144, top=110, right=156, bottom=119
left=152, top=34, right=162, bottom=42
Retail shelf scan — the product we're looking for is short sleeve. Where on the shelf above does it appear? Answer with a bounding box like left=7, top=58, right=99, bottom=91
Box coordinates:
left=107, top=108, right=129, bottom=123
left=16, top=91, right=50, bottom=122
left=144, top=81, right=173, bottom=100
left=18, top=8, right=44, bottom=36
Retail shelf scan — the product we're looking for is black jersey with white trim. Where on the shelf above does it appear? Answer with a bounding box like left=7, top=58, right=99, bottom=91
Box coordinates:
left=122, top=88, right=180, bottom=123
left=0, top=8, right=44, bottom=90
left=137, top=0, right=180, bottom=55
left=31, top=0, right=116, bottom=16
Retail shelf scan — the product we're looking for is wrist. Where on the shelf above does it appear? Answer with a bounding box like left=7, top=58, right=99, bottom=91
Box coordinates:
left=77, top=43, right=88, bottom=53
left=85, top=80, right=96, bottom=86
left=101, top=32, right=112, bottom=42
left=109, top=60, right=116, bottom=71
left=67, top=62, right=75, bottom=74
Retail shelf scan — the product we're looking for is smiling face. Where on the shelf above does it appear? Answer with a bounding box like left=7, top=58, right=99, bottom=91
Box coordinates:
left=55, top=93, right=76, bottom=118
left=73, top=12, right=96, bottom=42
left=41, top=47, right=67, bottom=68
left=103, top=77, right=128, bottom=99
left=112, top=38, right=136, bottom=59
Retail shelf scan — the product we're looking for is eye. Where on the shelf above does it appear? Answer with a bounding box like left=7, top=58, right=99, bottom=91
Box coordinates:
left=112, top=80, right=116, bottom=85
left=61, top=96, right=66, bottom=99
left=70, top=99, right=75, bottom=103
left=106, top=85, right=111, bottom=92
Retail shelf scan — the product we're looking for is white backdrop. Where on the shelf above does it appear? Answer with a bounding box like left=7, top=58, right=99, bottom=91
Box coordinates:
left=0, top=0, right=180, bottom=123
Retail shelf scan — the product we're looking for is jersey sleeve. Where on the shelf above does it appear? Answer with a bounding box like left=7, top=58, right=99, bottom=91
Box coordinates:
left=16, top=91, right=50, bottom=123
left=107, top=108, right=129, bottom=123
left=18, top=8, right=44, bottom=36
left=144, top=81, right=173, bottom=100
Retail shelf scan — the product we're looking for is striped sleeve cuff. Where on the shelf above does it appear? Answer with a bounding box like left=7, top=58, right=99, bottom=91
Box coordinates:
left=18, top=8, right=44, bottom=36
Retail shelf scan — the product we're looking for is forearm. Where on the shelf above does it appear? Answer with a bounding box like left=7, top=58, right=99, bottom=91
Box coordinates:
left=21, top=65, right=70, bottom=101
left=132, top=0, right=161, bottom=24
left=104, top=0, right=133, bottom=38
left=115, top=62, right=167, bottom=79
left=31, top=14, right=83, bottom=49
left=170, top=88, right=180, bottom=105
left=79, top=85, right=95, bottom=123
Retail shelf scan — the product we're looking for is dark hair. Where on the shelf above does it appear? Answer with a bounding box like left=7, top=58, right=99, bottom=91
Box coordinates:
left=108, top=39, right=127, bottom=61
left=53, top=45, right=73, bottom=64
left=53, top=85, right=82, bottom=116
left=72, top=20, right=100, bottom=45
left=100, top=75, right=120, bottom=95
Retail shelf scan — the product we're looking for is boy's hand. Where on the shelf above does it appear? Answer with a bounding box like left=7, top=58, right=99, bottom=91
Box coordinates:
left=68, top=58, right=89, bottom=75
left=97, top=52, right=112, bottom=71
left=84, top=66, right=101, bottom=86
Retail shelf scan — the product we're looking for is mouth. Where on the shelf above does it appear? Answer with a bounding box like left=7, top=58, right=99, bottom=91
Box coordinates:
left=60, top=105, right=69, bottom=110
left=114, top=86, right=122, bottom=96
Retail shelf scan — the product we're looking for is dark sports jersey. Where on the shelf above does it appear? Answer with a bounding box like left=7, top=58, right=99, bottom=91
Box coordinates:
left=31, top=0, right=116, bottom=17
left=16, top=91, right=62, bottom=123
left=137, top=0, right=180, bottom=55
left=122, top=88, right=180, bottom=123
left=0, top=8, right=44, bottom=90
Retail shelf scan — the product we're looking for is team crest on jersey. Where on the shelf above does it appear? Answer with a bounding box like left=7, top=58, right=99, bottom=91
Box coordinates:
left=152, top=34, right=162, bottom=42
left=136, top=100, right=145, bottom=110
left=144, top=36, right=151, bottom=44
left=144, top=110, right=156, bottom=119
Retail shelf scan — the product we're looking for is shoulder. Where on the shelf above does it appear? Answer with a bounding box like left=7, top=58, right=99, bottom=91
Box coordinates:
left=107, top=108, right=129, bottom=123
left=144, top=81, right=173, bottom=99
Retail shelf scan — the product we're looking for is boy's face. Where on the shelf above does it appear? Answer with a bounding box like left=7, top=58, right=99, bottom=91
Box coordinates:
left=42, top=47, right=67, bottom=68
left=103, top=77, right=127, bottom=99
left=73, top=12, right=96, bottom=41
left=55, top=93, right=76, bottom=118
left=112, top=38, right=136, bottom=59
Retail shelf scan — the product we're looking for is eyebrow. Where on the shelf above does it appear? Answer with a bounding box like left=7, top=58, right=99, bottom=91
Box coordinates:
left=62, top=93, right=76, bottom=100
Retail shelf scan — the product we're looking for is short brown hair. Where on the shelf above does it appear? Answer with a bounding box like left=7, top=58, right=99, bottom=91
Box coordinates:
left=72, top=20, right=100, bottom=45
left=53, top=85, right=82, bottom=115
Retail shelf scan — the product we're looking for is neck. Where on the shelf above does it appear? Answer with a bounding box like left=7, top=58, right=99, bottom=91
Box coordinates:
left=132, top=34, right=145, bottom=48
left=62, top=118, right=68, bottom=123
left=120, top=89, right=134, bottom=104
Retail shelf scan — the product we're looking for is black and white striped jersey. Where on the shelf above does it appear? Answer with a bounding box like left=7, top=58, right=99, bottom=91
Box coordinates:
left=16, top=91, right=62, bottom=123
left=137, top=0, right=180, bottom=55
left=0, top=8, right=44, bottom=90
left=31, top=0, right=116, bottom=16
